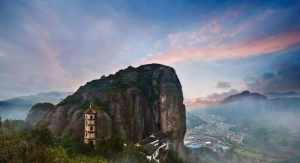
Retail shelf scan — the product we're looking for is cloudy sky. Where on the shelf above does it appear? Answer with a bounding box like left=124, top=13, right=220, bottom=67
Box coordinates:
left=0, top=0, right=300, bottom=100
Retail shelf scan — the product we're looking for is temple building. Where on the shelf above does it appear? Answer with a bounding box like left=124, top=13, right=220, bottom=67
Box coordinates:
left=84, top=103, right=97, bottom=145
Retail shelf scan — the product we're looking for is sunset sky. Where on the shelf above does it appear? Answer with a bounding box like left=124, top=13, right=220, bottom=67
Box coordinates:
left=0, top=0, right=300, bottom=100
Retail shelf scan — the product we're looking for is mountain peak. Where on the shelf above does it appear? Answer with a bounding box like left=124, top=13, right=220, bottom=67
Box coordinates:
left=223, top=90, right=267, bottom=103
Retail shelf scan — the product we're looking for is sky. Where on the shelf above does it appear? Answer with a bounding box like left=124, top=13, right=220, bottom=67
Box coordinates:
left=0, top=0, right=300, bottom=100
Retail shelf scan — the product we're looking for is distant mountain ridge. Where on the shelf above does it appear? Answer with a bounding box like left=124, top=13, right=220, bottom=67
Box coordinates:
left=185, top=90, right=300, bottom=110
left=0, top=91, right=72, bottom=120
left=267, top=91, right=300, bottom=99
left=0, top=91, right=72, bottom=107
left=223, top=90, right=267, bottom=103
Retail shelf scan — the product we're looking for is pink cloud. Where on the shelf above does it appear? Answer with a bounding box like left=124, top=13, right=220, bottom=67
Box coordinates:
left=146, top=30, right=300, bottom=65
left=184, top=89, right=239, bottom=109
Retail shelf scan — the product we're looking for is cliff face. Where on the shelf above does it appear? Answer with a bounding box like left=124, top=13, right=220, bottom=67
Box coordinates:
left=26, top=64, right=186, bottom=152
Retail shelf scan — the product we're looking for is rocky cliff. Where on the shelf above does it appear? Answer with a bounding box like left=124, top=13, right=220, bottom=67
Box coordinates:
left=26, top=64, right=186, bottom=154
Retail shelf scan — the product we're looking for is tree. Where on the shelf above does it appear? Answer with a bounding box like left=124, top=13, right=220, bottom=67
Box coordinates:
left=48, top=146, right=69, bottom=163
left=0, top=116, right=2, bottom=133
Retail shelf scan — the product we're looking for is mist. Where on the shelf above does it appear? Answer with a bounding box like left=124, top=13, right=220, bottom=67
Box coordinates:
left=186, top=97, right=300, bottom=163
left=0, top=91, right=71, bottom=120
left=0, top=107, right=30, bottom=120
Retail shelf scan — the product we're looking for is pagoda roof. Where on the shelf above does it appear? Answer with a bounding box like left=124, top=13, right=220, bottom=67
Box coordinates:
left=84, top=103, right=97, bottom=114
left=85, top=108, right=96, bottom=114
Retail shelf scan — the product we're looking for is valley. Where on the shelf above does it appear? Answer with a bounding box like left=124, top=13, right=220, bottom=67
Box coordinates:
left=185, top=94, right=300, bottom=163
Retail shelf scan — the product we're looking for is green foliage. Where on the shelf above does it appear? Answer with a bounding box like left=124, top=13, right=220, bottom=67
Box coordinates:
left=29, top=125, right=55, bottom=146
left=47, top=146, right=109, bottom=163
left=111, top=144, right=150, bottom=163
left=58, top=134, right=94, bottom=155
left=0, top=126, right=53, bottom=163
left=95, top=137, right=125, bottom=158
left=48, top=146, right=69, bottom=163
left=163, top=150, right=184, bottom=163
left=0, top=120, right=108, bottom=163
left=70, top=155, right=107, bottom=163
left=1, top=119, right=27, bottom=134
left=0, top=120, right=181, bottom=163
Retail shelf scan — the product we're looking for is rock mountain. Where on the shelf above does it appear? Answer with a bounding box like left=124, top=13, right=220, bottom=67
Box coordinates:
left=26, top=64, right=186, bottom=155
